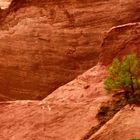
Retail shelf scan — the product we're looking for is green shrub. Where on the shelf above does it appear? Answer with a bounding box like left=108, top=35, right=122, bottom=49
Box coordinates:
left=130, top=138, right=140, bottom=140
left=104, top=54, right=140, bottom=94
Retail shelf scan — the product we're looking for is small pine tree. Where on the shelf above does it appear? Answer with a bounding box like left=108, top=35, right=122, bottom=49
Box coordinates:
left=104, top=54, right=140, bottom=94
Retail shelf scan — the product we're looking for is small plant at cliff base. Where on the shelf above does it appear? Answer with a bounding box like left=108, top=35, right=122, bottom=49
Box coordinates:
left=104, top=54, right=140, bottom=96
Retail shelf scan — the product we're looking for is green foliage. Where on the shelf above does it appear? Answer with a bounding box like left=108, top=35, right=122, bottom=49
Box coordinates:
left=130, top=138, right=140, bottom=140
left=104, top=54, right=140, bottom=93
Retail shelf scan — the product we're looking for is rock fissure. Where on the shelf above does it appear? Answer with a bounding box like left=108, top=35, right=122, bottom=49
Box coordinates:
left=81, top=96, right=127, bottom=140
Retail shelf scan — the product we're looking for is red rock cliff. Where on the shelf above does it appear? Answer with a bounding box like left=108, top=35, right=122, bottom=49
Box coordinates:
left=99, top=22, right=140, bottom=65
left=0, top=0, right=139, bottom=100
left=0, top=21, right=139, bottom=140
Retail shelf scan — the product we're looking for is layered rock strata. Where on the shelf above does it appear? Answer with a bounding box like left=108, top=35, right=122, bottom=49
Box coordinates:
left=0, top=21, right=140, bottom=139
left=0, top=0, right=139, bottom=99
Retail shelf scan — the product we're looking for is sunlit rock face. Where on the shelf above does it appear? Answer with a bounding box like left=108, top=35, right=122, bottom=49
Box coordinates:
left=0, top=65, right=110, bottom=140
left=0, top=0, right=11, bottom=9
left=0, top=0, right=139, bottom=100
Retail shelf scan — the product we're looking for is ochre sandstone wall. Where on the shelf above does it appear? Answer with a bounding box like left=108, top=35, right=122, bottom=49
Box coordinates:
left=0, top=0, right=139, bottom=100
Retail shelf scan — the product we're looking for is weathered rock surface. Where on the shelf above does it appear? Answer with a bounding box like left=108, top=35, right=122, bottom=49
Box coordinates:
left=80, top=22, right=140, bottom=140
left=0, top=65, right=110, bottom=140
left=89, top=105, right=140, bottom=140
left=0, top=0, right=139, bottom=100
left=100, top=22, right=140, bottom=65
left=0, top=0, right=11, bottom=9
left=0, top=0, right=140, bottom=140
left=0, top=27, right=140, bottom=139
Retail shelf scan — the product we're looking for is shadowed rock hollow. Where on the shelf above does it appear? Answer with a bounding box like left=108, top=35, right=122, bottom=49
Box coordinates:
left=0, top=0, right=140, bottom=100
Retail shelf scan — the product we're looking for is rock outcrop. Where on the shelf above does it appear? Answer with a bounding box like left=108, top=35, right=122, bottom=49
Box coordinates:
left=0, top=0, right=139, bottom=100
left=0, top=0, right=11, bottom=9
left=100, top=22, right=140, bottom=65
left=89, top=105, right=140, bottom=140
left=0, top=65, right=110, bottom=140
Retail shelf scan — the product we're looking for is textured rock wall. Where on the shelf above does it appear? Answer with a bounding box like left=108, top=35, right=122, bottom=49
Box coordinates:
left=0, top=0, right=11, bottom=9
left=0, top=0, right=139, bottom=100
left=89, top=106, right=140, bottom=140
left=99, top=23, right=140, bottom=65
left=0, top=11, right=140, bottom=139
left=0, top=65, right=109, bottom=140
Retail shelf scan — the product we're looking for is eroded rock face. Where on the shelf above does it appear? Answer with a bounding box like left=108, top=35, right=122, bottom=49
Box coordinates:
left=89, top=105, right=140, bottom=140
left=99, top=22, right=140, bottom=65
left=0, top=22, right=140, bottom=139
left=0, top=0, right=11, bottom=9
left=0, top=0, right=139, bottom=100
left=0, top=65, right=110, bottom=140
